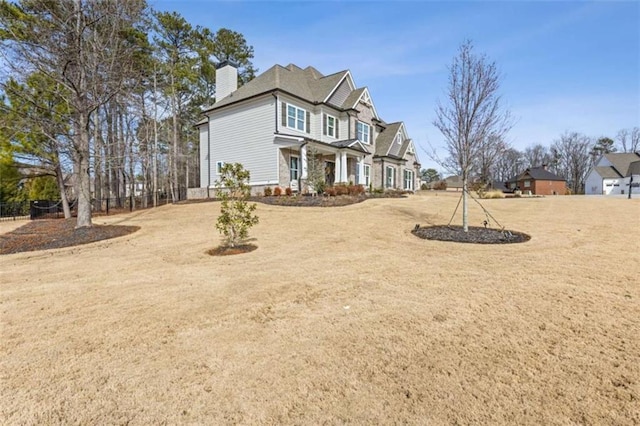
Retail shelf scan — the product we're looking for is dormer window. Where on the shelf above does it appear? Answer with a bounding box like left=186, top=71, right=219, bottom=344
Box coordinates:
left=356, top=121, right=370, bottom=144
left=395, top=134, right=402, bottom=145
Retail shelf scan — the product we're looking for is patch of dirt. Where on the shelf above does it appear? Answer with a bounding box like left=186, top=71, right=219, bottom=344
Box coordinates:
left=412, top=225, right=531, bottom=244
left=206, top=244, right=258, bottom=256
left=0, top=218, right=140, bottom=255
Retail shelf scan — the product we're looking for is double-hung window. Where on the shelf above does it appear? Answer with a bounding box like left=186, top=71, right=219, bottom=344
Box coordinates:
left=356, top=121, right=370, bottom=144
left=385, top=166, right=394, bottom=188
left=403, top=169, right=414, bottom=190
left=323, top=114, right=338, bottom=138
left=363, top=164, right=371, bottom=187
left=290, top=155, right=299, bottom=181
left=287, top=105, right=306, bottom=131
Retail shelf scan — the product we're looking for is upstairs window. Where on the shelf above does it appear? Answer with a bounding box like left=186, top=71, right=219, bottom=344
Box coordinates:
left=356, top=121, right=370, bottom=144
left=288, top=105, right=305, bottom=131
left=282, top=102, right=310, bottom=133
left=323, top=114, right=338, bottom=138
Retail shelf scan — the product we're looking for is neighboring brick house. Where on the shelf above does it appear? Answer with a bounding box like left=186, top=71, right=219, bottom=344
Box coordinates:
left=584, top=152, right=640, bottom=196
left=193, top=62, right=420, bottom=196
left=506, top=166, right=566, bottom=195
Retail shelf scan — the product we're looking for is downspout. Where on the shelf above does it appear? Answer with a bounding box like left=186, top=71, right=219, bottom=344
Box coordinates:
left=381, top=158, right=385, bottom=190
left=207, top=115, right=211, bottom=198
left=629, top=174, right=634, bottom=199
left=272, top=93, right=279, bottom=133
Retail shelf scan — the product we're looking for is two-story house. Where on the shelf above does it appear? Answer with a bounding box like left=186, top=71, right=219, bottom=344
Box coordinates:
left=193, top=61, right=420, bottom=197
left=584, top=152, right=640, bottom=196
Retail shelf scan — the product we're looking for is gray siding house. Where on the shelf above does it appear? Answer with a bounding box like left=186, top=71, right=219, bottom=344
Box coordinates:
left=194, top=61, right=420, bottom=196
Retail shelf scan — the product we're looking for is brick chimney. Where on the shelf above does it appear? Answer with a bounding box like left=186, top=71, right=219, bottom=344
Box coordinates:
left=541, top=164, right=548, bottom=170
left=215, top=60, right=238, bottom=103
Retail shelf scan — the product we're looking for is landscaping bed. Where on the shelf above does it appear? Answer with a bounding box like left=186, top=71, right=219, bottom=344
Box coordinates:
left=0, top=218, right=139, bottom=255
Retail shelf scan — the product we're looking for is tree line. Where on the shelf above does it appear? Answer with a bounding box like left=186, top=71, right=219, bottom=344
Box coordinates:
left=423, top=128, right=638, bottom=195
left=0, top=0, right=256, bottom=226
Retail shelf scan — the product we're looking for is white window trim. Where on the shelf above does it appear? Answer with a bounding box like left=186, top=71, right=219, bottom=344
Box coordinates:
left=290, top=155, right=300, bottom=181
left=287, top=104, right=306, bottom=132
left=404, top=169, right=414, bottom=190
left=363, top=164, right=371, bottom=186
left=386, top=166, right=395, bottom=188
left=357, top=121, right=370, bottom=144
left=524, top=180, right=531, bottom=188
left=326, top=114, right=336, bottom=138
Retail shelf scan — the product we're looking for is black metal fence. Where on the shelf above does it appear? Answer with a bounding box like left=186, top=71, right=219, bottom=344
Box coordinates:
left=0, top=200, right=30, bottom=222
left=1, top=193, right=178, bottom=222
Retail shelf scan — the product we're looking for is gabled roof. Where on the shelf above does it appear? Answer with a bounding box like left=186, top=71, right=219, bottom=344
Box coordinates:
left=341, top=87, right=379, bottom=119
left=628, top=160, right=640, bottom=177
left=203, top=64, right=349, bottom=112
left=374, top=122, right=403, bottom=157
left=508, top=166, right=565, bottom=182
left=602, top=152, right=640, bottom=176
left=594, top=166, right=622, bottom=179
left=330, top=138, right=370, bottom=153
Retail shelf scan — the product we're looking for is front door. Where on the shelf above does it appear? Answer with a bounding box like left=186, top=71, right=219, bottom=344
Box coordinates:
left=324, top=161, right=335, bottom=186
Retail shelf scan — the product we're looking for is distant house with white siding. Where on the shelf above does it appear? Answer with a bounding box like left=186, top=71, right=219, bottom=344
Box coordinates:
left=193, top=61, right=420, bottom=196
left=584, top=152, right=640, bottom=197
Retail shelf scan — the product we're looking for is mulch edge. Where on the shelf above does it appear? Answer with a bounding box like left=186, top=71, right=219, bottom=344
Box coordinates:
left=411, top=225, right=531, bottom=245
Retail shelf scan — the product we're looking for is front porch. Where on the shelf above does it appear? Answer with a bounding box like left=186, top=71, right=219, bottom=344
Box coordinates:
left=275, top=135, right=370, bottom=193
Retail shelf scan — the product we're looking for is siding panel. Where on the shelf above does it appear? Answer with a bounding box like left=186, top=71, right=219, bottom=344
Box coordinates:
left=208, top=96, right=277, bottom=185
left=328, top=79, right=352, bottom=107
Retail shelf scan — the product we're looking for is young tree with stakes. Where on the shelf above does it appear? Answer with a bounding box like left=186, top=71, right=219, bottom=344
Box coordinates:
left=214, top=163, right=258, bottom=248
left=433, top=40, right=512, bottom=231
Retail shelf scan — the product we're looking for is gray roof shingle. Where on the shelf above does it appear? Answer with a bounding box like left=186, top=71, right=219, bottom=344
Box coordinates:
left=374, top=122, right=402, bottom=157
left=203, top=64, right=349, bottom=112
left=594, top=166, right=622, bottom=179
left=603, top=152, right=640, bottom=176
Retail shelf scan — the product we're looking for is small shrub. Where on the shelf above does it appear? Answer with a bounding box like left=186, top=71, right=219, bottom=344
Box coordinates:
left=420, top=183, right=429, bottom=190
left=285, top=187, right=293, bottom=196
left=335, top=184, right=349, bottom=196
left=565, top=188, right=572, bottom=195
left=348, top=184, right=365, bottom=195
left=482, top=190, right=505, bottom=199
left=214, top=163, right=259, bottom=248
left=432, top=180, right=447, bottom=190
left=263, top=187, right=272, bottom=196
left=324, top=187, right=336, bottom=196
left=273, top=186, right=282, bottom=196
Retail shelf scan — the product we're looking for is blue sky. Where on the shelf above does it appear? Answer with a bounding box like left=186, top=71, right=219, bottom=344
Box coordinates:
left=154, top=0, right=639, bottom=170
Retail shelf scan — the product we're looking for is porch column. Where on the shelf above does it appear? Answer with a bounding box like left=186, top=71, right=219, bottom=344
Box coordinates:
left=358, top=156, right=365, bottom=185
left=335, top=152, right=341, bottom=184
left=340, top=151, right=348, bottom=183
left=300, top=144, right=308, bottom=179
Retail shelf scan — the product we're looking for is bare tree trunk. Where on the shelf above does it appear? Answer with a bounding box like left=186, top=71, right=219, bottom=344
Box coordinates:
left=170, top=72, right=179, bottom=203
left=462, top=173, right=469, bottom=232
left=153, top=70, right=159, bottom=207
left=93, top=108, right=103, bottom=211
left=75, top=113, right=92, bottom=228
left=54, top=161, right=71, bottom=219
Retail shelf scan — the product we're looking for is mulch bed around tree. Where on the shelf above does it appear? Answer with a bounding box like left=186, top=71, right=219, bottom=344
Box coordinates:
left=206, top=244, right=258, bottom=256
left=0, top=219, right=140, bottom=255
left=412, top=225, right=531, bottom=244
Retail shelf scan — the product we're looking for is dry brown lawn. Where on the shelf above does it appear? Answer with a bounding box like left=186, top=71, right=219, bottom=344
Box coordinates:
left=1, top=192, right=639, bottom=425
